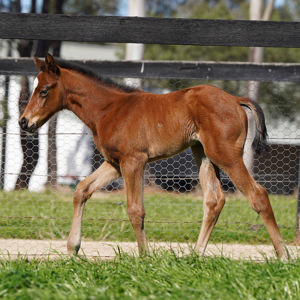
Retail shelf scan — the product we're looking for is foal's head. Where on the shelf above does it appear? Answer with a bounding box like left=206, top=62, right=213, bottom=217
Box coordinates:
left=19, top=54, right=64, bottom=133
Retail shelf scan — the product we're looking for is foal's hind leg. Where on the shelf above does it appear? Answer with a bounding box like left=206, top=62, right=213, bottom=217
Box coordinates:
left=67, top=161, right=121, bottom=254
left=191, top=145, right=225, bottom=253
left=218, top=157, right=288, bottom=259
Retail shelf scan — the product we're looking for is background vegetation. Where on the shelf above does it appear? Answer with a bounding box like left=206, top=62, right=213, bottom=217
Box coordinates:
left=143, top=0, right=300, bottom=121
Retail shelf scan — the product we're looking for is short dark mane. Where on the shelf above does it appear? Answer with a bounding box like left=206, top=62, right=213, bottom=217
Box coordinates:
left=54, top=57, right=138, bottom=93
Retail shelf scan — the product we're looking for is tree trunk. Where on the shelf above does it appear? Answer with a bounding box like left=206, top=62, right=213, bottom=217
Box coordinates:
left=46, top=117, right=57, bottom=188
left=125, top=0, right=145, bottom=88
left=247, top=0, right=275, bottom=100
left=15, top=38, right=39, bottom=189
left=245, top=0, right=274, bottom=174
left=45, top=41, right=59, bottom=188
left=43, top=0, right=64, bottom=189
left=295, top=153, right=300, bottom=245
left=15, top=75, right=39, bottom=190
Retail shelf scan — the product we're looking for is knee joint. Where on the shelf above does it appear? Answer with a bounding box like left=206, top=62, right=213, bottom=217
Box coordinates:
left=127, top=206, right=146, bottom=222
left=74, top=182, right=90, bottom=204
left=205, top=192, right=225, bottom=214
left=251, top=186, right=271, bottom=214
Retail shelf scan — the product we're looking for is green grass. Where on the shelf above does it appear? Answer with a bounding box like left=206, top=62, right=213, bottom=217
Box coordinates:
left=0, top=189, right=297, bottom=244
left=1, top=190, right=298, bottom=299
left=0, top=253, right=300, bottom=299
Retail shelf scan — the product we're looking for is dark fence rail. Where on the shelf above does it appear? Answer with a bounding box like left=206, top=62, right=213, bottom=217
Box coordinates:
left=1, top=58, right=300, bottom=82
left=1, top=13, right=300, bottom=47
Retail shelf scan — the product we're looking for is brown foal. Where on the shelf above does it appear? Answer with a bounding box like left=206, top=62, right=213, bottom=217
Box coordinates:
left=19, top=54, right=288, bottom=258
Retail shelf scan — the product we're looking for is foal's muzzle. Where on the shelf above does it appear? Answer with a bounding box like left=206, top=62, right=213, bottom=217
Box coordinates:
left=19, top=117, right=36, bottom=133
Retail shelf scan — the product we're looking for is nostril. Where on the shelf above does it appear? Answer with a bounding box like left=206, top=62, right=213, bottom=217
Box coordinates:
left=19, top=117, right=28, bottom=130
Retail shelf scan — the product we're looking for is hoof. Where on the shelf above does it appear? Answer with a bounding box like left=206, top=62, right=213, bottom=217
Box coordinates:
left=67, top=241, right=81, bottom=255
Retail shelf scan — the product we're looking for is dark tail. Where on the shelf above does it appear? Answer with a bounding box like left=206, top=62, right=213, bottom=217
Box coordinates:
left=239, top=98, right=269, bottom=155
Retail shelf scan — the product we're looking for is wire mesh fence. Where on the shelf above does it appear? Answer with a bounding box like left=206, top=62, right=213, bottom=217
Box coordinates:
left=0, top=75, right=299, bottom=247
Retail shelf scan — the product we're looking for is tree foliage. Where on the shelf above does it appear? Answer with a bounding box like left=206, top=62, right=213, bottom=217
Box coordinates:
left=143, top=0, right=300, bottom=120
left=64, top=0, right=120, bottom=15
left=146, top=0, right=186, bottom=17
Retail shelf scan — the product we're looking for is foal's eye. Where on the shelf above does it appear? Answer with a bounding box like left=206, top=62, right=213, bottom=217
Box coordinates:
left=39, top=89, right=49, bottom=97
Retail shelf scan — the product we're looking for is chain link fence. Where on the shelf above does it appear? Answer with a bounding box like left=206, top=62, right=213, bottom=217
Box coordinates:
left=0, top=74, right=299, bottom=246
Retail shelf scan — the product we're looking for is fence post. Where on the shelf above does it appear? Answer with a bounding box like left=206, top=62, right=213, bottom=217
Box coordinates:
left=295, top=150, right=300, bottom=245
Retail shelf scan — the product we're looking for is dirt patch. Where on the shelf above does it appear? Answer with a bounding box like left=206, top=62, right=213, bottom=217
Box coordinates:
left=0, top=239, right=299, bottom=261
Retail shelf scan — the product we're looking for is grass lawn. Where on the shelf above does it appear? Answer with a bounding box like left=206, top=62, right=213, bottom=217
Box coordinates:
left=0, top=190, right=299, bottom=299
left=0, top=253, right=300, bottom=299
left=0, top=189, right=297, bottom=244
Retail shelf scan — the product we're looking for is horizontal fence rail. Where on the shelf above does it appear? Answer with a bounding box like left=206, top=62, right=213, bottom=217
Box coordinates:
left=1, top=58, right=300, bottom=81
left=1, top=13, right=300, bottom=47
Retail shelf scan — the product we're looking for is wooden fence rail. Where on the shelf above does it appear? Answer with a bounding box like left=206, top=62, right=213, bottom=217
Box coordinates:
left=1, top=58, right=300, bottom=82
left=1, top=13, right=300, bottom=47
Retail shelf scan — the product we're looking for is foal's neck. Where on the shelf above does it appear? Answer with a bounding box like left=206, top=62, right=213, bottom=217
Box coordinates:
left=62, top=69, right=125, bottom=133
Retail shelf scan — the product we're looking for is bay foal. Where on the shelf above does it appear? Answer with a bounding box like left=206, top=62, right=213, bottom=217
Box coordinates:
left=19, top=54, right=287, bottom=258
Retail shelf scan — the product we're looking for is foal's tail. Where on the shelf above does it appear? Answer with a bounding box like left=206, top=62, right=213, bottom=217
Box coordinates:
left=239, top=98, right=269, bottom=155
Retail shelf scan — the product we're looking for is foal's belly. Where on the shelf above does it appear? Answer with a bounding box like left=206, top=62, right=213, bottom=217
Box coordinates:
left=147, top=138, right=191, bottom=162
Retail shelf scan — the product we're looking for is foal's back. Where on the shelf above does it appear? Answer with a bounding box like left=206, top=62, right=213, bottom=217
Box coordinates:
left=98, top=84, right=247, bottom=163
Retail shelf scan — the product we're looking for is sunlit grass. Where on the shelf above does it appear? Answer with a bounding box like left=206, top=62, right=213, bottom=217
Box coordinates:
left=0, top=189, right=296, bottom=244
left=0, top=252, right=300, bottom=299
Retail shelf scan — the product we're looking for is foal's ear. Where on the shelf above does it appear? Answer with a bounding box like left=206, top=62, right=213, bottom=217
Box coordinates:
left=45, top=53, right=61, bottom=77
left=34, top=57, right=46, bottom=71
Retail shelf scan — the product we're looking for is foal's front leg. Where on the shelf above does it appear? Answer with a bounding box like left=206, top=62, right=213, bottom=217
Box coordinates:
left=121, top=158, right=149, bottom=255
left=67, top=161, right=121, bottom=254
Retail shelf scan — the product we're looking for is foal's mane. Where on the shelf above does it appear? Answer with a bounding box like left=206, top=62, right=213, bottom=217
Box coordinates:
left=54, top=57, right=138, bottom=93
